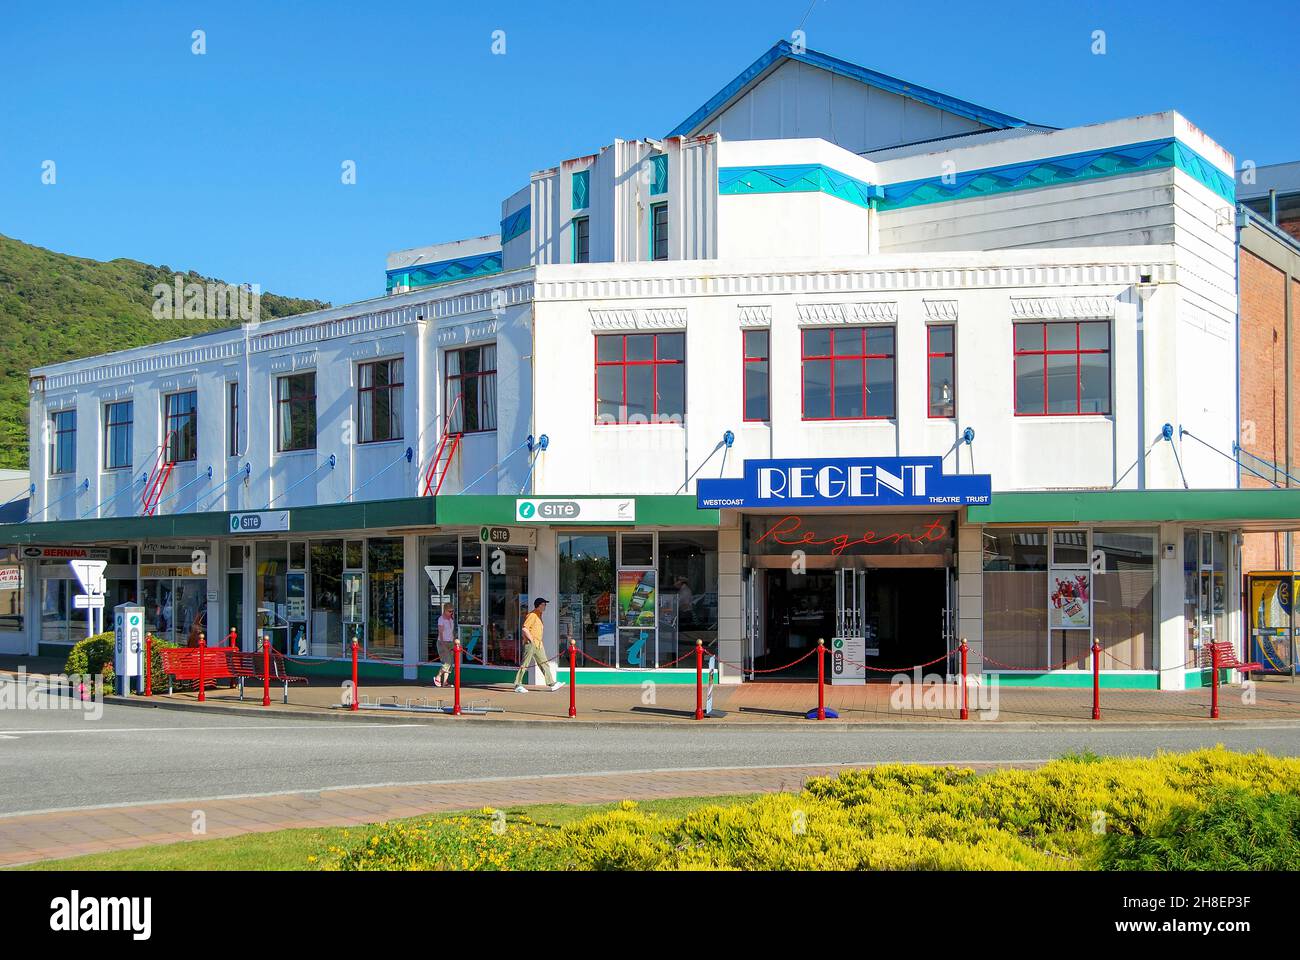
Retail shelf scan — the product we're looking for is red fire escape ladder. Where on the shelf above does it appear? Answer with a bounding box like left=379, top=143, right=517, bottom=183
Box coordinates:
left=142, top=432, right=176, bottom=516
left=422, top=395, right=464, bottom=497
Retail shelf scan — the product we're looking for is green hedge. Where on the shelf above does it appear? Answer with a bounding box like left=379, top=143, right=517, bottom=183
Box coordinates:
left=323, top=749, right=1300, bottom=871
left=64, top=631, right=179, bottom=694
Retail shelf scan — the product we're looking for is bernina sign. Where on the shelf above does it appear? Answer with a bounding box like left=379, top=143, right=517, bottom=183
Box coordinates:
left=696, top=457, right=992, bottom=509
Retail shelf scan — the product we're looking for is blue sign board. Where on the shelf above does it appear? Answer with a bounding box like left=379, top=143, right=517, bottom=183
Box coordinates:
left=696, top=457, right=992, bottom=509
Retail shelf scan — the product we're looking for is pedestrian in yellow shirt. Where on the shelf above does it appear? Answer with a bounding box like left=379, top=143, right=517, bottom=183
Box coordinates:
left=514, top=598, right=563, bottom=692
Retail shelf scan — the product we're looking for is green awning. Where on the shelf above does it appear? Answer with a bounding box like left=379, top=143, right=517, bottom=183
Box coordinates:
left=967, top=489, right=1300, bottom=527
left=434, top=495, right=717, bottom=527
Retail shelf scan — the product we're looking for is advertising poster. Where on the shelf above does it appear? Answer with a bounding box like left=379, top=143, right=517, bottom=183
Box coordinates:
left=618, top=570, right=656, bottom=626
left=0, top=567, right=22, bottom=590
left=597, top=622, right=616, bottom=648
left=286, top=572, right=307, bottom=621
left=1049, top=571, right=1090, bottom=628
left=558, top=593, right=583, bottom=645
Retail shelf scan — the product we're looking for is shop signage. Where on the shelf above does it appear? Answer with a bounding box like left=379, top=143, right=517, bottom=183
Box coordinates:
left=73, top=594, right=105, bottom=608
left=0, top=567, right=22, bottom=590
left=515, top=498, right=636, bottom=523
left=21, top=546, right=110, bottom=560
left=831, top=636, right=866, bottom=685
left=696, top=457, right=992, bottom=509
left=228, top=511, right=290, bottom=534
left=139, top=564, right=205, bottom=579
left=479, top=525, right=538, bottom=547
left=113, top=604, right=144, bottom=683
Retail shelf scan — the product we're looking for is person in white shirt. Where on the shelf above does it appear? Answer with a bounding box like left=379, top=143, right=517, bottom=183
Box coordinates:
left=433, top=606, right=457, bottom=688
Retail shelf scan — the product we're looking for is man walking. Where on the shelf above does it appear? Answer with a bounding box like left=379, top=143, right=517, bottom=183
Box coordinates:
left=433, top=605, right=456, bottom=688
left=514, top=597, right=563, bottom=693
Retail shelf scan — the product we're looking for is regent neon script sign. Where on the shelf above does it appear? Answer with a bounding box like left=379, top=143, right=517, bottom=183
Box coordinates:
left=755, top=515, right=948, bottom=556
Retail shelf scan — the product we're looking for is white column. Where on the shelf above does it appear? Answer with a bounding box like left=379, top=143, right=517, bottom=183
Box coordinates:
left=531, top=527, right=558, bottom=683
left=1157, top=522, right=1187, bottom=690
left=402, top=534, right=420, bottom=680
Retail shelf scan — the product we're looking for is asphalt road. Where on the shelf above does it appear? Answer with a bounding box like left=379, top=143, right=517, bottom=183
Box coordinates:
left=2, top=696, right=1297, bottom=817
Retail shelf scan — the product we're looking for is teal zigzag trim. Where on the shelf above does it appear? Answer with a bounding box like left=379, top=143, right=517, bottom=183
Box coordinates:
left=385, top=251, right=502, bottom=292
left=879, top=138, right=1234, bottom=211
left=718, top=163, right=883, bottom=210
left=500, top=205, right=531, bottom=244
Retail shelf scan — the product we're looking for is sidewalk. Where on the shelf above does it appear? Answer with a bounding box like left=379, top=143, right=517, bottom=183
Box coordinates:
left=93, top=673, right=1300, bottom=724
left=0, top=761, right=1041, bottom=868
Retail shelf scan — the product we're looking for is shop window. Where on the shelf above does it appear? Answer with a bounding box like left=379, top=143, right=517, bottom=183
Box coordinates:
left=50, top=409, right=76, bottom=476
left=103, top=401, right=133, bottom=470
left=165, top=391, right=198, bottom=462
left=141, top=573, right=206, bottom=647
left=651, top=202, right=668, bottom=260
left=595, top=332, right=685, bottom=424
left=649, top=153, right=668, bottom=196
left=0, top=561, right=23, bottom=632
left=1013, top=321, right=1111, bottom=416
left=558, top=534, right=616, bottom=668
left=446, top=345, right=497, bottom=433
left=983, top=527, right=1049, bottom=670
left=276, top=372, right=317, bottom=453
left=1092, top=529, right=1155, bottom=670
left=743, top=330, right=770, bottom=422
left=310, top=540, right=345, bottom=658
left=572, top=169, right=589, bottom=211
left=801, top=326, right=895, bottom=420
left=657, top=532, right=718, bottom=666
left=367, top=538, right=404, bottom=662
left=359, top=359, right=403, bottom=443
left=927, top=325, right=955, bottom=418
left=421, top=536, right=458, bottom=662
left=485, top=545, right=528, bottom=666
left=256, top=542, right=289, bottom=653
left=620, top=533, right=654, bottom=567
left=573, top=216, right=590, bottom=264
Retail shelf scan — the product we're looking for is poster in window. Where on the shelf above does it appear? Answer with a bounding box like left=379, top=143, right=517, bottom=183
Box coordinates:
left=342, top=571, right=363, bottom=623
left=1049, top=571, right=1090, bottom=628
left=558, top=593, right=583, bottom=645
left=617, top=570, right=656, bottom=627
left=286, top=572, right=306, bottom=621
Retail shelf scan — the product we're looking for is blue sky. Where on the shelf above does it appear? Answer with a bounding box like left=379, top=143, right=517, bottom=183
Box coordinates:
left=2, top=0, right=1295, bottom=307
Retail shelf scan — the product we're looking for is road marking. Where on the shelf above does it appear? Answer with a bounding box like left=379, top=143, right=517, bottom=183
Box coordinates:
left=0, top=724, right=424, bottom=736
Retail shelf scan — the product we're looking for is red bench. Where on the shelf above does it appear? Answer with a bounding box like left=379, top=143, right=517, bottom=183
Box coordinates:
left=159, top=646, right=306, bottom=703
left=1200, top=641, right=1263, bottom=677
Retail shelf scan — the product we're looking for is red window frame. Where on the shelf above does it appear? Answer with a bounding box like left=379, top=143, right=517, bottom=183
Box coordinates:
left=594, top=332, right=684, bottom=424
left=276, top=372, right=317, bottom=452
left=742, top=329, right=770, bottom=422
left=1013, top=321, right=1111, bottom=417
left=927, top=324, right=956, bottom=419
left=800, top=326, right=895, bottom=421
left=164, top=390, right=198, bottom=463
left=358, top=358, right=405, bottom=443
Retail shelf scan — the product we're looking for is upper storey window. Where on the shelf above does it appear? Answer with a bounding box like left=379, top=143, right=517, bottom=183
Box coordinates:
left=1013, top=321, right=1110, bottom=416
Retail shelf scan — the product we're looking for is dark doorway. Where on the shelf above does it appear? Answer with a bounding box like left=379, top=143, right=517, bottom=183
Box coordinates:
left=757, top=567, right=949, bottom=681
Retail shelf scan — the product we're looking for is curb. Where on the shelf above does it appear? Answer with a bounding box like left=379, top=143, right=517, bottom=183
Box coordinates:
left=100, top=693, right=1300, bottom=733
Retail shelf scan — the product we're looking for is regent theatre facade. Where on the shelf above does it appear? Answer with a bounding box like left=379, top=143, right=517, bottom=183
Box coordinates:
left=6, top=42, right=1300, bottom=688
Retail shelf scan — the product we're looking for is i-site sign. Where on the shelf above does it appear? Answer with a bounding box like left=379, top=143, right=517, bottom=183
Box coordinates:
left=695, top=457, right=992, bottom=509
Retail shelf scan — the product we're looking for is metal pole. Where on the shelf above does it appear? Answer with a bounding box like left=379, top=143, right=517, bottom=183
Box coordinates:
left=568, top=640, right=576, bottom=718
left=1091, top=641, right=1101, bottom=721
left=1210, top=643, right=1220, bottom=719
left=694, top=639, right=704, bottom=721
left=350, top=638, right=359, bottom=712
left=262, top=636, right=270, bottom=707
left=816, top=638, right=826, bottom=720
left=960, top=638, right=969, bottom=721
left=452, top=638, right=462, bottom=716
left=197, top=633, right=206, bottom=702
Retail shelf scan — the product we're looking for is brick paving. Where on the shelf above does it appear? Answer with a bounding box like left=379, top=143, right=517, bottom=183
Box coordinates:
left=0, top=761, right=1042, bottom=868
left=89, top=671, right=1300, bottom=724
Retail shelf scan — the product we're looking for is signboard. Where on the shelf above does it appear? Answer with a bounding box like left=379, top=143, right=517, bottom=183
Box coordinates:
left=22, top=546, right=109, bottom=560
left=0, top=567, right=22, bottom=590
left=113, top=604, right=145, bottom=688
left=479, top=526, right=537, bottom=547
left=425, top=565, right=454, bottom=605
left=618, top=570, right=656, bottom=626
left=73, top=594, right=105, bottom=609
left=139, top=564, right=206, bottom=579
left=515, top=498, right=636, bottom=524
left=705, top=655, right=717, bottom=716
left=597, top=622, right=617, bottom=648
left=69, top=559, right=107, bottom=596
left=228, top=510, right=291, bottom=534
left=696, top=457, right=992, bottom=509
left=1049, top=571, right=1091, bottom=628
left=287, top=572, right=307, bottom=621
left=830, top=635, right=866, bottom=685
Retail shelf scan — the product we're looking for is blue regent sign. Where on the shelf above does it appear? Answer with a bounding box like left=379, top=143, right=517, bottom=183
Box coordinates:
left=696, top=457, right=992, bottom=509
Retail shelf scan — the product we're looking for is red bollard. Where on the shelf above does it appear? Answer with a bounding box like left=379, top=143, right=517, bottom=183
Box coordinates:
left=960, top=638, right=969, bottom=721
left=452, top=638, right=462, bottom=716
left=816, top=638, right=826, bottom=720
left=568, top=639, right=577, bottom=718
left=145, top=634, right=153, bottom=698
left=1092, top=641, right=1101, bottom=720
left=695, top=640, right=704, bottom=720
left=228, top=627, right=238, bottom=650
left=262, top=637, right=271, bottom=707
left=1210, top=643, right=1220, bottom=719
left=197, top=633, right=206, bottom=702
left=350, top=639, right=359, bottom=712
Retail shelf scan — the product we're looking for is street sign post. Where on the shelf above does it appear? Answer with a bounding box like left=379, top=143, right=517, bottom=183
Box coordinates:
left=424, top=565, right=454, bottom=606
left=70, top=559, right=108, bottom=637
